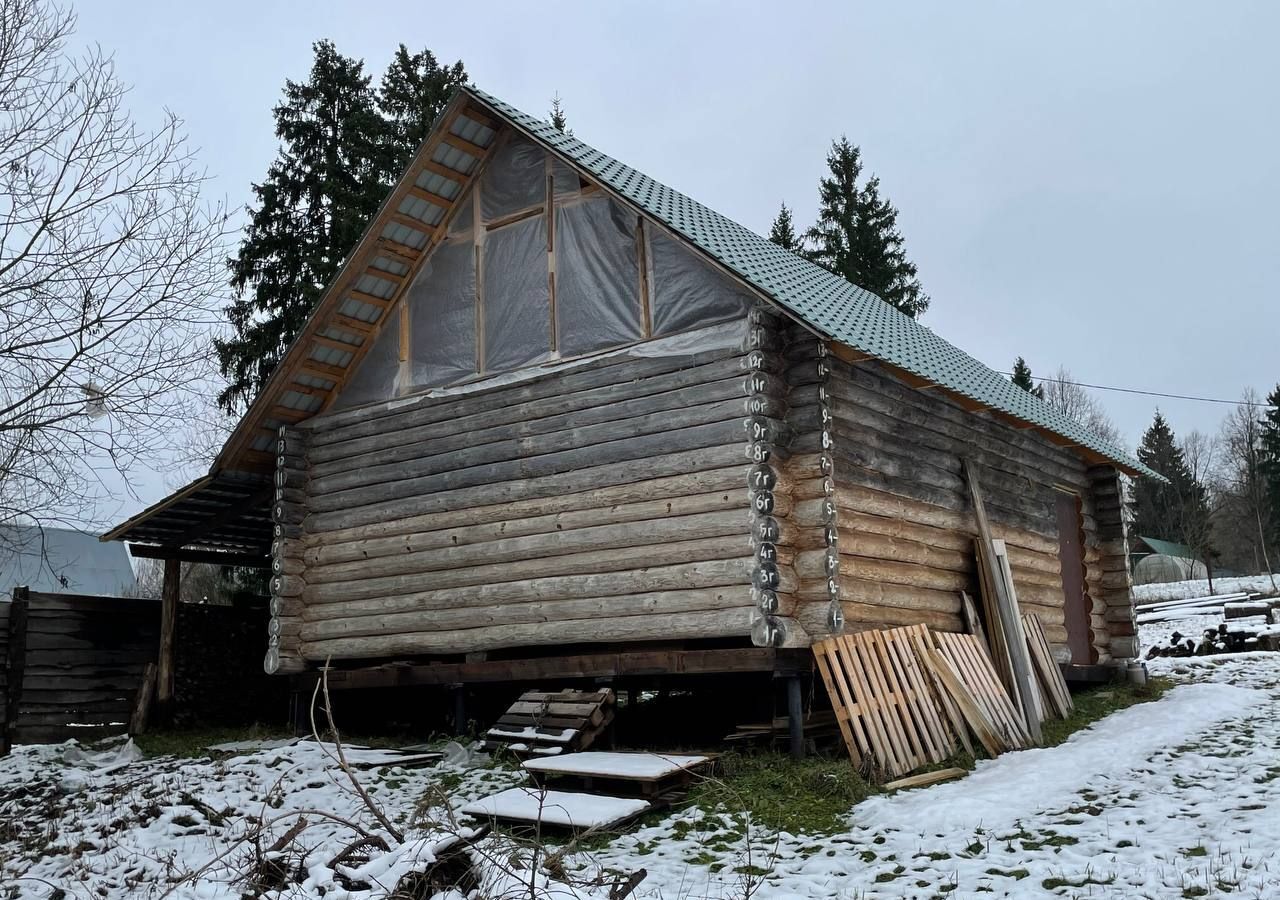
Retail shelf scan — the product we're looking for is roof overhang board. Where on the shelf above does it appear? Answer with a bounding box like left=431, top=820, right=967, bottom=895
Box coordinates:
left=215, top=92, right=501, bottom=473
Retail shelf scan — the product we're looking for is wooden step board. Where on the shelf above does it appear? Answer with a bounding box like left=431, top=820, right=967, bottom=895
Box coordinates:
left=461, top=786, right=650, bottom=831
left=483, top=688, right=615, bottom=756
left=523, top=751, right=711, bottom=797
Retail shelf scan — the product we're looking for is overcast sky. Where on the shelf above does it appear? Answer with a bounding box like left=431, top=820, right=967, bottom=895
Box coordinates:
left=73, top=1, right=1280, bottom=524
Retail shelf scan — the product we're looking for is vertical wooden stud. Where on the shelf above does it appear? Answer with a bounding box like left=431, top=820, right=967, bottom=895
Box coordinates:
left=156, top=557, right=180, bottom=713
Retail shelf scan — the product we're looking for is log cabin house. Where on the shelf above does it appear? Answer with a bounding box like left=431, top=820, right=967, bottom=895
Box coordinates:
left=104, top=86, right=1158, bottom=725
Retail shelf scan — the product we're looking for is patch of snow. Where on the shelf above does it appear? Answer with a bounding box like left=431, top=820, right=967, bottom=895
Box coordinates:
left=462, top=787, right=649, bottom=829
left=487, top=725, right=577, bottom=742
left=523, top=751, right=709, bottom=780
left=207, top=737, right=299, bottom=753
left=1133, top=573, right=1279, bottom=603
left=854, top=682, right=1259, bottom=833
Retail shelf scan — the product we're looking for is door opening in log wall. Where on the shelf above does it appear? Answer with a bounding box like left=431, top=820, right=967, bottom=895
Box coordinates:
left=1054, top=490, right=1093, bottom=663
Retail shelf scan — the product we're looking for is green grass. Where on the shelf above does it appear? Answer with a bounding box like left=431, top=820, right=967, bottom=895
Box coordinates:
left=1039, top=678, right=1172, bottom=747
left=132, top=725, right=293, bottom=759
left=685, top=751, right=881, bottom=835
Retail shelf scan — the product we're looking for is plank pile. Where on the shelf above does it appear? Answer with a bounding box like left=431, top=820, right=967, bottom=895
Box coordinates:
left=724, top=709, right=838, bottom=745
left=1023, top=613, right=1074, bottom=719
left=482, top=688, right=615, bottom=757
left=1135, top=592, right=1257, bottom=625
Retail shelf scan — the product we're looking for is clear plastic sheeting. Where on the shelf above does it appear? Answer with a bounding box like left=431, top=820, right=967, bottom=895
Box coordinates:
left=409, top=237, right=476, bottom=387
left=552, top=157, right=580, bottom=199
left=483, top=214, right=551, bottom=371
left=480, top=136, right=545, bottom=222
left=331, top=312, right=400, bottom=410
left=448, top=188, right=475, bottom=238
left=648, top=228, right=754, bottom=336
left=556, top=196, right=642, bottom=357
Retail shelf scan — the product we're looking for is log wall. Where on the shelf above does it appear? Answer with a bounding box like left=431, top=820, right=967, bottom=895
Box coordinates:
left=824, top=357, right=1135, bottom=663
left=275, top=315, right=1140, bottom=668
left=288, top=327, right=768, bottom=662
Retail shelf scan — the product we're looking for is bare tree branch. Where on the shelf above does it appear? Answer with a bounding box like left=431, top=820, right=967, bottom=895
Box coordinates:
left=0, top=0, right=230, bottom=543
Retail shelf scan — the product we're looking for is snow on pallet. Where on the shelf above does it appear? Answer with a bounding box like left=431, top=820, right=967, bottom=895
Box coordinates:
left=483, top=688, right=616, bottom=757
left=523, top=751, right=709, bottom=781
left=522, top=750, right=712, bottom=797
left=461, top=786, right=650, bottom=830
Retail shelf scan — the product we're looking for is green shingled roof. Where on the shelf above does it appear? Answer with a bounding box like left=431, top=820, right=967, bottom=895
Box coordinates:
left=467, top=86, right=1159, bottom=481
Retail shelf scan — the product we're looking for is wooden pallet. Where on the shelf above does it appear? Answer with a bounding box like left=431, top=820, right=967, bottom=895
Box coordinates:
left=483, top=688, right=615, bottom=756
left=812, top=625, right=960, bottom=779
left=1022, top=613, right=1073, bottom=720
left=523, top=751, right=712, bottom=798
left=932, top=631, right=1029, bottom=752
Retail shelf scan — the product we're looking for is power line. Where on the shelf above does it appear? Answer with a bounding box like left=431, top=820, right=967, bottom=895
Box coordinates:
left=995, top=372, right=1262, bottom=407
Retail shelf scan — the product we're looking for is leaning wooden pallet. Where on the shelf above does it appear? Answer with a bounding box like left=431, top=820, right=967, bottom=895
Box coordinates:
left=483, top=688, right=615, bottom=756
left=933, top=631, right=1030, bottom=750
left=812, top=624, right=960, bottom=779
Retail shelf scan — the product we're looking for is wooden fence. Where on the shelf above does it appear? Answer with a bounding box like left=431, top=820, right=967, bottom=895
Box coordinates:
left=1, top=587, right=159, bottom=752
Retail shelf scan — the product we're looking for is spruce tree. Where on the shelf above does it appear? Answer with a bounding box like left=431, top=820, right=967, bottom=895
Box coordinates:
left=806, top=137, right=929, bottom=318
left=1010, top=356, right=1044, bottom=398
left=549, top=93, right=571, bottom=134
left=379, top=44, right=467, bottom=172
left=216, top=41, right=465, bottom=412
left=768, top=203, right=802, bottom=252
left=1258, top=385, right=1280, bottom=548
left=1132, top=411, right=1207, bottom=544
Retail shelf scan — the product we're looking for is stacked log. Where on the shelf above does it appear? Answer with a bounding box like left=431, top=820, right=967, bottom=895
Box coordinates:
left=822, top=358, right=1097, bottom=657
left=290, top=331, right=760, bottom=661
left=268, top=426, right=309, bottom=674
left=775, top=318, right=843, bottom=640
left=1088, top=465, right=1134, bottom=660
left=742, top=307, right=803, bottom=647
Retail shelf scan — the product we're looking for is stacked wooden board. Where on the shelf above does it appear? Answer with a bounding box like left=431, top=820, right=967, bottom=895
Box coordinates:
left=1135, top=592, right=1258, bottom=625
left=482, top=688, right=615, bottom=756
left=1023, top=613, right=1074, bottom=719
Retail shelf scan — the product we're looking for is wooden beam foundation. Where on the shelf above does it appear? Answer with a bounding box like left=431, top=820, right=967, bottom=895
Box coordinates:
left=292, top=646, right=811, bottom=692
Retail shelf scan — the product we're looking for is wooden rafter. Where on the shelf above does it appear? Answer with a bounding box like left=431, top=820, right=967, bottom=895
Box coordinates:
left=407, top=185, right=454, bottom=208
left=386, top=211, right=439, bottom=234
left=419, top=158, right=470, bottom=182
left=310, top=333, right=362, bottom=354
left=375, top=238, right=423, bottom=264
left=441, top=131, right=488, bottom=158
left=328, top=313, right=375, bottom=336
left=347, top=289, right=392, bottom=308
left=214, top=90, right=499, bottom=473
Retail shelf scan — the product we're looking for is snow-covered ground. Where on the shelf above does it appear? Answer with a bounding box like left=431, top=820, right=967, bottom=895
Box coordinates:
left=1133, top=573, right=1280, bottom=603
left=4, top=622, right=1280, bottom=898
